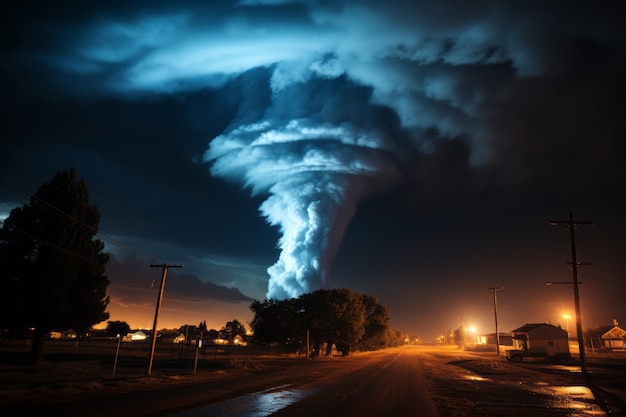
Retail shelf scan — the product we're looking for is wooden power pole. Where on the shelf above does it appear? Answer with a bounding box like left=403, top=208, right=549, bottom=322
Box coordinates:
left=146, top=263, right=183, bottom=376
left=549, top=210, right=592, bottom=376
left=488, top=287, right=503, bottom=356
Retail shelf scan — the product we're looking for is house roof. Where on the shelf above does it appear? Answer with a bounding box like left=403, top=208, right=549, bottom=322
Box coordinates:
left=511, top=323, right=565, bottom=333
left=599, top=325, right=626, bottom=339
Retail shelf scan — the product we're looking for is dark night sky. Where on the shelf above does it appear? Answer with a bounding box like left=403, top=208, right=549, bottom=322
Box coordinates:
left=1, top=0, right=625, bottom=341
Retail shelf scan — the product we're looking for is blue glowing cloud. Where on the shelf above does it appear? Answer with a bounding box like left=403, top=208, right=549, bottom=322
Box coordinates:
left=206, top=117, right=400, bottom=298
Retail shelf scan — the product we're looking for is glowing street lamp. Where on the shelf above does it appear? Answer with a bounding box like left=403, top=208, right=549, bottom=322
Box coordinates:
left=468, top=326, right=476, bottom=345
left=562, top=314, right=571, bottom=335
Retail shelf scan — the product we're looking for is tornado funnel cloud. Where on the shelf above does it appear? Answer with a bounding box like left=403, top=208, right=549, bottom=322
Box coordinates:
left=205, top=118, right=399, bottom=300
left=262, top=175, right=359, bottom=299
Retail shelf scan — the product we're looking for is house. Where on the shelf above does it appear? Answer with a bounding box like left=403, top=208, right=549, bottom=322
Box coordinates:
left=476, top=333, right=513, bottom=347
left=158, top=330, right=185, bottom=343
left=126, top=330, right=148, bottom=341
left=596, top=320, right=626, bottom=350
left=49, top=329, right=78, bottom=339
left=508, top=323, right=570, bottom=360
left=232, top=334, right=247, bottom=346
left=63, top=329, right=78, bottom=339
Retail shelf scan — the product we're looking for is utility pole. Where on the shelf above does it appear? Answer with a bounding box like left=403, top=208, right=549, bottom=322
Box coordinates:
left=460, top=316, right=465, bottom=348
left=146, top=263, right=183, bottom=376
left=488, top=287, right=504, bottom=356
left=549, top=210, right=592, bottom=376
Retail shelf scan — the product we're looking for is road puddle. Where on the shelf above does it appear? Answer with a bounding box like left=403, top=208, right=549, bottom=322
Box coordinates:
left=169, top=384, right=318, bottom=417
left=547, top=364, right=584, bottom=373
left=532, top=385, right=606, bottom=416
left=463, top=375, right=490, bottom=381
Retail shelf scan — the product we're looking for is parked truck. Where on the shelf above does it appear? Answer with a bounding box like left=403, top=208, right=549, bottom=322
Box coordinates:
left=505, top=323, right=571, bottom=362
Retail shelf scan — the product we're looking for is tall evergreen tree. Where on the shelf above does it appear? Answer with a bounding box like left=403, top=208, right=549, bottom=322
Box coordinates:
left=0, top=168, right=110, bottom=362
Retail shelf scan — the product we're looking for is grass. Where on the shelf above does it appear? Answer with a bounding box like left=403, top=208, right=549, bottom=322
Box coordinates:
left=0, top=338, right=279, bottom=404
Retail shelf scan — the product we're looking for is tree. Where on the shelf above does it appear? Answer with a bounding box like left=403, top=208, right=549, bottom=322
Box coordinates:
left=250, top=298, right=304, bottom=347
left=206, top=329, right=219, bottom=340
left=357, top=294, right=390, bottom=352
left=105, top=321, right=130, bottom=338
left=220, top=319, right=247, bottom=343
left=304, top=289, right=366, bottom=356
left=178, top=324, right=197, bottom=337
left=0, top=168, right=110, bottom=362
left=384, top=328, right=405, bottom=347
left=250, top=289, right=387, bottom=356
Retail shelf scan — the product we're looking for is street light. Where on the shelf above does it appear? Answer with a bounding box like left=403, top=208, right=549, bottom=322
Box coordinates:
left=562, top=314, right=571, bottom=336
left=464, top=326, right=476, bottom=346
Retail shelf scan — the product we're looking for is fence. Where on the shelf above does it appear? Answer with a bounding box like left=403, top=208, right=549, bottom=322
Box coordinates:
left=0, top=337, right=299, bottom=361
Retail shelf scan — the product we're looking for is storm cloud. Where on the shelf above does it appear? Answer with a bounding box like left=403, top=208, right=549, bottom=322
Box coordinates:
left=2, top=1, right=624, bottom=311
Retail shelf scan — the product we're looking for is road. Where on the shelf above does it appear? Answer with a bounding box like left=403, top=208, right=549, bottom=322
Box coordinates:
left=12, top=346, right=624, bottom=416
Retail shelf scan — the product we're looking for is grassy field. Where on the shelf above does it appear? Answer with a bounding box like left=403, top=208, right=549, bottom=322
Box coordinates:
left=0, top=338, right=296, bottom=403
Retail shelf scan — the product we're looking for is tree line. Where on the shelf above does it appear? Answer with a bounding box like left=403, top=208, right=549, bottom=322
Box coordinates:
left=105, top=319, right=248, bottom=343
left=250, top=289, right=405, bottom=356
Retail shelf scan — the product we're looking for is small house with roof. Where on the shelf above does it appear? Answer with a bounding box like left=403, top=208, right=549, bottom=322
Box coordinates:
left=126, top=330, right=147, bottom=341
left=507, top=323, right=570, bottom=361
left=596, top=320, right=626, bottom=350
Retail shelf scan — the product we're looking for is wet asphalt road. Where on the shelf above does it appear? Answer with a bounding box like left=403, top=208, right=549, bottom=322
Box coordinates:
left=165, top=346, right=624, bottom=417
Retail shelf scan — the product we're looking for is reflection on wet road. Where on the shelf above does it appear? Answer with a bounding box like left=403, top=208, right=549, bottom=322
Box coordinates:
left=170, top=385, right=318, bottom=417
left=433, top=354, right=613, bottom=416
left=538, top=385, right=606, bottom=416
